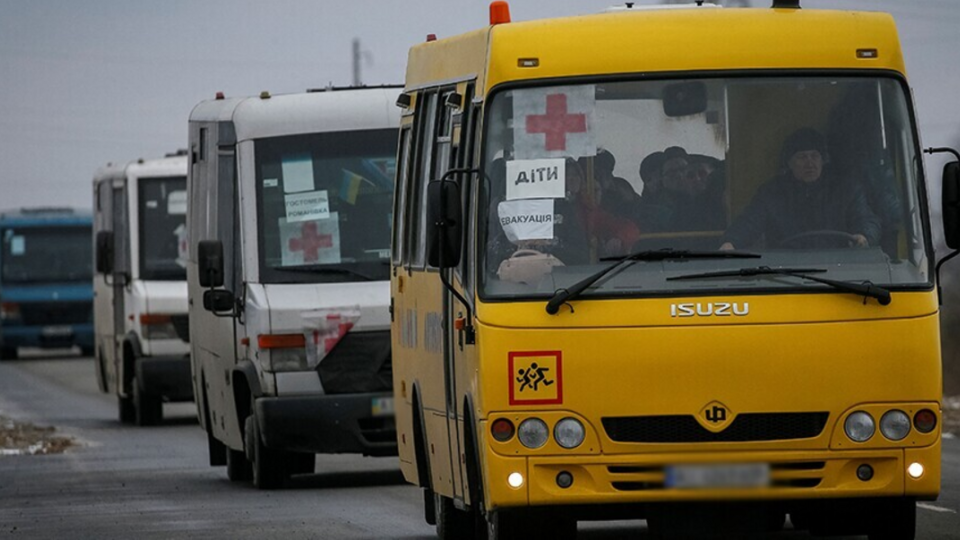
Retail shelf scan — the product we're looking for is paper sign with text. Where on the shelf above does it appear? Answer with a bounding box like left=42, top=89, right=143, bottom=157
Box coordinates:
left=285, top=190, right=330, bottom=222
left=497, top=199, right=555, bottom=243
left=505, top=158, right=565, bottom=201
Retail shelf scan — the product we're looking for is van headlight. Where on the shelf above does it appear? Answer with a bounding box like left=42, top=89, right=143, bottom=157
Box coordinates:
left=844, top=411, right=876, bottom=442
left=517, top=418, right=549, bottom=449
left=879, top=410, right=911, bottom=441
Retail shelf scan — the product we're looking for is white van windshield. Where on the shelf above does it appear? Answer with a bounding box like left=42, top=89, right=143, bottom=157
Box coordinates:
left=255, top=129, right=397, bottom=284
left=480, top=76, right=931, bottom=300
left=138, top=176, right=187, bottom=281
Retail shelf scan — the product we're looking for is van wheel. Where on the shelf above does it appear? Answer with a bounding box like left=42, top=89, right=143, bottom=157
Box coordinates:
left=133, top=378, right=162, bottom=426
left=226, top=447, right=252, bottom=482
left=867, top=499, right=915, bottom=540
left=0, top=346, right=18, bottom=360
left=288, top=452, right=315, bottom=476
left=435, top=493, right=476, bottom=540
left=118, top=395, right=135, bottom=424
left=244, top=414, right=285, bottom=489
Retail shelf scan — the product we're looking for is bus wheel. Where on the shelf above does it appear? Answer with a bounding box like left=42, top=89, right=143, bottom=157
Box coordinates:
left=226, top=447, right=251, bottom=482
left=288, top=452, right=315, bottom=476
left=486, top=509, right=573, bottom=540
left=118, top=395, right=135, bottom=424
left=435, top=493, right=476, bottom=540
left=867, top=499, right=916, bottom=540
left=133, top=377, right=163, bottom=426
left=244, top=413, right=285, bottom=489
left=81, top=346, right=95, bottom=357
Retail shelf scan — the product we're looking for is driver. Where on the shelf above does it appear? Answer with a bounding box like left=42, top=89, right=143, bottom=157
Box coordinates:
left=720, top=128, right=880, bottom=250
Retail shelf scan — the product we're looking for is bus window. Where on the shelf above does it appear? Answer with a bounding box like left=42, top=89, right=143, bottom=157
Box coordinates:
left=392, top=127, right=413, bottom=267
left=138, top=176, right=187, bottom=281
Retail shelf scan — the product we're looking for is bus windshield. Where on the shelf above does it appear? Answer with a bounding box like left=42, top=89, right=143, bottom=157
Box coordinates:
left=2, top=226, right=92, bottom=284
left=139, top=176, right=187, bottom=281
left=480, top=76, right=931, bottom=300
left=256, top=129, right=397, bottom=284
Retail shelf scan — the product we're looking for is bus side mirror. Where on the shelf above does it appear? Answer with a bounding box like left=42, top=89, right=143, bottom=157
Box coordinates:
left=426, top=179, right=463, bottom=269
left=95, top=231, right=114, bottom=274
left=198, top=240, right=224, bottom=288
left=944, top=161, right=960, bottom=249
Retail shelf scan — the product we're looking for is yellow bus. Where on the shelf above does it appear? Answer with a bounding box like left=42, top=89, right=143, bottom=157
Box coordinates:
left=390, top=2, right=960, bottom=538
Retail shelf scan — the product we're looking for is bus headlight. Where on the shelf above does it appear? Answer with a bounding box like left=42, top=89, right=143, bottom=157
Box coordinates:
left=517, top=418, right=548, bottom=449
left=879, top=410, right=911, bottom=441
left=554, top=418, right=585, bottom=449
left=844, top=411, right=876, bottom=442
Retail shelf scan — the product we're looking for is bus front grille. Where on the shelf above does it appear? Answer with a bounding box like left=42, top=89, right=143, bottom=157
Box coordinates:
left=19, top=301, right=92, bottom=326
left=602, top=412, right=829, bottom=443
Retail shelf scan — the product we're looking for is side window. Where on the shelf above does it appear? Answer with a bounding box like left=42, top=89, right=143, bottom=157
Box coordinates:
left=392, top=127, right=412, bottom=266
left=455, top=83, right=477, bottom=283
left=409, top=91, right=438, bottom=268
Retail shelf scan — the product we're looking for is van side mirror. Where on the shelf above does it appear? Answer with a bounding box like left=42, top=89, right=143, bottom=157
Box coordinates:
left=662, top=81, right=708, bottom=117
left=96, top=231, right=114, bottom=274
left=198, top=240, right=224, bottom=288
left=203, top=290, right=234, bottom=312
left=944, top=161, right=960, bottom=249
left=426, top=179, right=463, bottom=268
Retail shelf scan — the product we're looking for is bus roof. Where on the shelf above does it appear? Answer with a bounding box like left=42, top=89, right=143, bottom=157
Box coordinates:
left=405, top=7, right=903, bottom=96
left=93, top=154, right=188, bottom=186
left=188, top=86, right=403, bottom=142
left=0, top=207, right=91, bottom=227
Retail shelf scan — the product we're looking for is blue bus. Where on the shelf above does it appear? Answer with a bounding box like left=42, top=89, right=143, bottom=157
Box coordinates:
left=0, top=208, right=94, bottom=359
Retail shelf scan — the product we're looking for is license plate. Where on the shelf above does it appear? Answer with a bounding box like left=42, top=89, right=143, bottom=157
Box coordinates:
left=665, top=463, right=770, bottom=489
left=371, top=397, right=394, bottom=417
left=41, top=325, right=72, bottom=337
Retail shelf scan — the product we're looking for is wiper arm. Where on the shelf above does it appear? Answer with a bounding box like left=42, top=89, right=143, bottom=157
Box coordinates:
left=279, top=265, right=377, bottom=281
left=668, top=266, right=892, bottom=306
left=545, top=248, right=761, bottom=315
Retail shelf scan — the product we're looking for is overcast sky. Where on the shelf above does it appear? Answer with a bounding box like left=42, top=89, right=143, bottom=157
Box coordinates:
left=2, top=0, right=960, bottom=212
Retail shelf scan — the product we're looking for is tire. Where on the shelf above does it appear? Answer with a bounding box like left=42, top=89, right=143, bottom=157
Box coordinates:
left=133, top=377, right=163, bottom=426
left=0, top=346, right=18, bottom=360
left=868, top=499, right=916, bottom=540
left=226, top=447, right=252, bottom=482
left=288, top=452, right=315, bottom=476
left=118, top=394, right=136, bottom=424
left=435, top=493, right=477, bottom=540
left=244, top=413, right=285, bottom=489
left=80, top=346, right=95, bottom=357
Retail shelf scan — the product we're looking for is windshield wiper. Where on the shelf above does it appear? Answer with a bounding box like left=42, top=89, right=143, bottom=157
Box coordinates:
left=545, top=249, right=761, bottom=315
left=667, top=266, right=891, bottom=306
left=279, top=265, right=378, bottom=281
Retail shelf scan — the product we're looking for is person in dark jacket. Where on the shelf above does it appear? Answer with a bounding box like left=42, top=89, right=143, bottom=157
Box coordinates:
left=720, top=128, right=881, bottom=250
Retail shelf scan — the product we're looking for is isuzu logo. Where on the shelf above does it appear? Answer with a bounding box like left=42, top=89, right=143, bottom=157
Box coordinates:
left=670, top=302, right=749, bottom=318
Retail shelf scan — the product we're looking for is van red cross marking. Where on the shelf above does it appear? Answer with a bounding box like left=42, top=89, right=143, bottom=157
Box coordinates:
left=288, top=222, right=333, bottom=262
left=525, top=93, right=587, bottom=152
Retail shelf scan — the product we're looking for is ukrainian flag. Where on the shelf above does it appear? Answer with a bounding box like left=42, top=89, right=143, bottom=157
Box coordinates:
left=340, top=169, right=366, bottom=204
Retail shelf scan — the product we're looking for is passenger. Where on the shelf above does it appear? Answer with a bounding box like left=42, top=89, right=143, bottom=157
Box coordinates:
left=592, top=149, right=641, bottom=220
left=639, top=151, right=667, bottom=203
left=720, top=128, right=880, bottom=250
left=569, top=157, right=640, bottom=258
left=659, top=147, right=726, bottom=231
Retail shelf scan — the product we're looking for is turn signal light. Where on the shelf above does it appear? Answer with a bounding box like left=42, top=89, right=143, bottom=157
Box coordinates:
left=913, top=409, right=937, bottom=433
left=491, top=418, right=515, bottom=442
left=139, top=313, right=172, bottom=325
left=258, top=334, right=306, bottom=349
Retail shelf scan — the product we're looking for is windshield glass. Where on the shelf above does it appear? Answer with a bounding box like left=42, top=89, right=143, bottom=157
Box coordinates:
left=481, top=76, right=930, bottom=300
left=256, top=129, right=397, bottom=284
left=2, top=226, right=92, bottom=283
left=139, top=176, right=187, bottom=281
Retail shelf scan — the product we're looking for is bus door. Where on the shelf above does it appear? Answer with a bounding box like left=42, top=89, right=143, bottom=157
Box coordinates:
left=110, top=180, right=129, bottom=383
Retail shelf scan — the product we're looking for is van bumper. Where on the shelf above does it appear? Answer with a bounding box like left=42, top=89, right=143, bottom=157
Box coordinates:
left=254, top=392, right=397, bottom=457
left=136, top=355, right=194, bottom=402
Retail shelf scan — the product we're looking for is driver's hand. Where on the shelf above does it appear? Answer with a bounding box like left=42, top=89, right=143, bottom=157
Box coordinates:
left=851, top=234, right=868, bottom=247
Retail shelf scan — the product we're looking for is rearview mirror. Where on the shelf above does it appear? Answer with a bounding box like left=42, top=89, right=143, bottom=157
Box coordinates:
left=198, top=240, right=224, bottom=288
left=663, top=82, right=708, bottom=118
left=944, top=161, right=960, bottom=249
left=426, top=179, right=463, bottom=269
left=203, top=289, right=234, bottom=313
left=95, top=231, right=114, bottom=274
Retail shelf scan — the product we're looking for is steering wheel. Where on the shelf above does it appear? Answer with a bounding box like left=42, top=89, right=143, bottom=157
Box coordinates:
left=777, top=230, right=860, bottom=249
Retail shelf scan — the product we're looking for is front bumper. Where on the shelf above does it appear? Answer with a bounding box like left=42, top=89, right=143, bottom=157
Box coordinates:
left=255, top=392, right=397, bottom=457
left=483, top=443, right=940, bottom=512
left=135, top=355, right=194, bottom=402
left=0, top=323, right=94, bottom=349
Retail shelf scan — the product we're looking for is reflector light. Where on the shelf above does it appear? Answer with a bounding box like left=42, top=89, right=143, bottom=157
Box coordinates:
left=857, top=49, right=878, bottom=59
left=913, top=409, right=937, bottom=433
left=139, top=313, right=172, bottom=325
left=491, top=418, right=515, bottom=442
left=518, top=58, right=540, bottom=68
left=258, top=334, right=306, bottom=349
left=490, top=1, right=511, bottom=25
left=426, top=34, right=437, bottom=42
left=215, top=91, right=225, bottom=100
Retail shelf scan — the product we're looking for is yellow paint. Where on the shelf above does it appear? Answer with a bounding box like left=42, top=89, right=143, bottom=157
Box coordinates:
left=393, top=4, right=939, bottom=518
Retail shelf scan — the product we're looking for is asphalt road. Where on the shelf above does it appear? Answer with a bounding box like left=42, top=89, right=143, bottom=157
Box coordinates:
left=0, top=353, right=958, bottom=539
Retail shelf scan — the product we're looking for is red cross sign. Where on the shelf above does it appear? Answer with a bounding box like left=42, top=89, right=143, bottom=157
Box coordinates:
left=526, top=94, right=587, bottom=152
left=514, top=85, right=596, bottom=160
left=288, top=221, right=333, bottom=263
